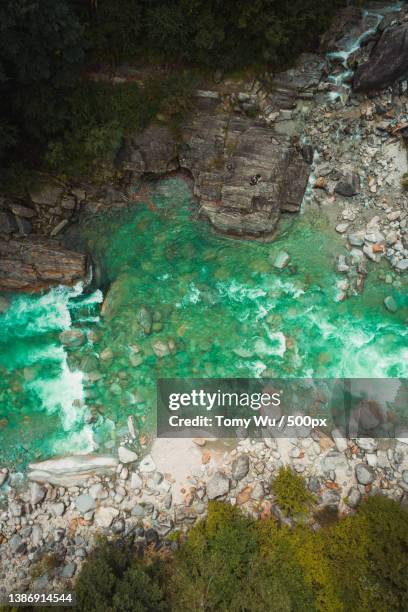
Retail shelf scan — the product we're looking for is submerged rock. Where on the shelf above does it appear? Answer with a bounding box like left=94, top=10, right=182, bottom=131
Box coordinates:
left=273, top=251, right=291, bottom=269
left=384, top=295, right=398, bottom=313
left=59, top=329, right=86, bottom=349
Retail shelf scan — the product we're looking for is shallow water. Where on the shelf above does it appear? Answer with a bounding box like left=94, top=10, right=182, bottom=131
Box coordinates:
left=0, top=178, right=406, bottom=468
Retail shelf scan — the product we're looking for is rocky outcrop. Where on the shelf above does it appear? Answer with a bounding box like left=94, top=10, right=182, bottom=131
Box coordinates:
left=28, top=455, right=118, bottom=487
left=0, top=237, right=88, bottom=292
left=122, top=94, right=311, bottom=238
left=353, top=23, right=408, bottom=92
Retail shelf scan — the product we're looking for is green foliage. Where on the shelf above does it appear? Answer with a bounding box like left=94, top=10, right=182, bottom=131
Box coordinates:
left=44, top=72, right=195, bottom=176
left=79, top=0, right=349, bottom=70
left=400, top=171, right=408, bottom=189
left=169, top=501, right=315, bottom=611
left=272, top=466, right=316, bottom=516
left=74, top=538, right=168, bottom=612
left=26, top=496, right=406, bottom=612
left=0, top=0, right=85, bottom=161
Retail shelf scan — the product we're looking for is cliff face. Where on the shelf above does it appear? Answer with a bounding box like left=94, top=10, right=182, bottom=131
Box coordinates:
left=122, top=93, right=311, bottom=238
left=0, top=237, right=87, bottom=292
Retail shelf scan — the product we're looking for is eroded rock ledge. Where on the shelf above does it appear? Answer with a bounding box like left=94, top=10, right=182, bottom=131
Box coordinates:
left=122, top=94, right=311, bottom=237
left=0, top=237, right=87, bottom=292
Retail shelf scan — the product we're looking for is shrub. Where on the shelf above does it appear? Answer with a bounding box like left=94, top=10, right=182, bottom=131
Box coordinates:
left=169, top=501, right=316, bottom=611
left=74, top=538, right=168, bottom=612
left=271, top=466, right=316, bottom=516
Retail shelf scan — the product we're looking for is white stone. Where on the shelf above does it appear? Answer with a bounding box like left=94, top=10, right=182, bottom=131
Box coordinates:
left=139, top=455, right=156, bottom=473
left=118, top=446, right=138, bottom=464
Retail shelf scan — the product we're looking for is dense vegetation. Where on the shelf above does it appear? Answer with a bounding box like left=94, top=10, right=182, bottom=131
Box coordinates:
left=75, top=496, right=408, bottom=611
left=41, top=496, right=408, bottom=611
left=1, top=0, right=357, bottom=180
left=1, top=493, right=407, bottom=611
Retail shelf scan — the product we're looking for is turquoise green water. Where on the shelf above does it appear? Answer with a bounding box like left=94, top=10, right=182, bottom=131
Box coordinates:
left=0, top=178, right=407, bottom=468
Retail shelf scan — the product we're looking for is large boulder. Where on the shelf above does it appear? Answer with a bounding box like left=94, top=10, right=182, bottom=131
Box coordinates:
left=28, top=177, right=64, bottom=207
left=0, top=211, right=18, bottom=234
left=353, top=23, right=408, bottom=92
left=122, top=94, right=311, bottom=239
left=0, top=237, right=87, bottom=292
left=28, top=454, right=118, bottom=487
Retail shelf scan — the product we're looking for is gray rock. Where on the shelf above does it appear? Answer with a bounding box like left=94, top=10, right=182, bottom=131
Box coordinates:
left=59, top=329, right=85, bottom=349
left=207, top=472, right=230, bottom=499
left=335, top=173, right=360, bottom=197
left=16, top=217, right=32, bottom=235
left=251, top=481, right=265, bottom=500
left=51, top=502, right=65, bottom=517
left=384, top=296, right=398, bottom=313
left=273, top=251, right=291, bottom=270
left=331, top=428, right=347, bottom=452
left=75, top=494, right=96, bottom=514
left=130, top=472, right=143, bottom=489
left=32, top=524, right=43, bottom=546
left=0, top=467, right=9, bottom=486
left=356, top=438, right=377, bottom=452
left=33, top=574, right=50, bottom=591
left=89, top=483, right=104, bottom=499
left=355, top=463, right=375, bottom=485
left=10, top=203, right=36, bottom=218
left=111, top=518, right=125, bottom=534
left=402, top=470, right=408, bottom=485
left=139, top=455, right=156, bottom=473
left=396, top=259, right=408, bottom=271
left=94, top=506, right=119, bottom=528
left=152, top=340, right=171, bottom=358
left=0, top=211, right=18, bottom=234
left=30, top=482, right=46, bottom=506
left=321, top=451, right=348, bottom=473
left=123, top=99, right=310, bottom=238
left=9, top=501, right=23, bottom=517
left=60, top=562, right=77, bottom=579
left=232, top=454, right=250, bottom=480
left=131, top=503, right=146, bottom=518
left=348, top=232, right=365, bottom=247
left=118, top=446, right=138, bottom=464
left=9, top=534, right=26, bottom=555
left=346, top=487, right=361, bottom=508
left=136, top=306, right=152, bottom=334
left=353, top=23, right=408, bottom=93
left=50, top=219, right=69, bottom=237
left=28, top=177, right=63, bottom=207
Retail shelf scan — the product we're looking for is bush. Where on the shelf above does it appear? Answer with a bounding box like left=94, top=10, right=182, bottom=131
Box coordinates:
left=169, top=501, right=315, bottom=611
left=78, top=0, right=352, bottom=71
left=0, top=0, right=85, bottom=162
left=74, top=538, right=168, bottom=612
left=271, top=466, right=316, bottom=516
left=44, top=72, right=195, bottom=177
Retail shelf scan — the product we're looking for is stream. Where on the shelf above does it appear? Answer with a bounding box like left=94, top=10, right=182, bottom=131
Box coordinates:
left=0, top=3, right=407, bottom=470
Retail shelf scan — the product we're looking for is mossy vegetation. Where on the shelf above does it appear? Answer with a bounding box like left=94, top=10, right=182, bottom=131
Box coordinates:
left=271, top=466, right=316, bottom=516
